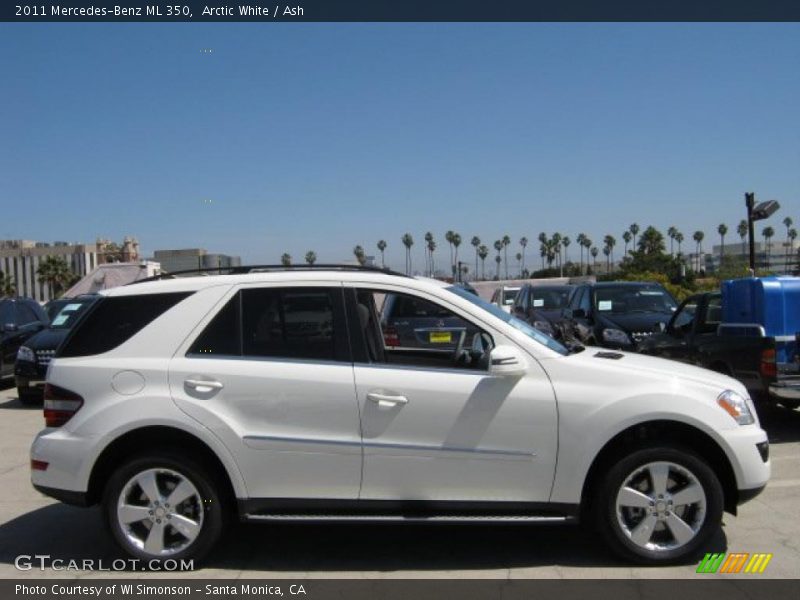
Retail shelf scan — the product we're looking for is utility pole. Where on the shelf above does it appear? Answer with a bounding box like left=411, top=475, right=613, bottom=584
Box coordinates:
left=746, top=192, right=756, bottom=275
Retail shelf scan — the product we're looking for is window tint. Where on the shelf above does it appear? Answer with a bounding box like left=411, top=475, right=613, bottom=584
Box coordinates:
left=0, top=302, right=13, bottom=325
left=386, top=294, right=453, bottom=319
left=17, top=303, right=40, bottom=324
left=530, top=287, right=572, bottom=310
left=188, top=295, right=241, bottom=356
left=58, top=292, right=192, bottom=357
left=579, top=288, right=592, bottom=313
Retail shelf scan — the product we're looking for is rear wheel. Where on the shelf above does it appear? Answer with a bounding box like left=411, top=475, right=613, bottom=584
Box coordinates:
left=103, top=453, right=225, bottom=564
left=596, top=446, right=723, bottom=564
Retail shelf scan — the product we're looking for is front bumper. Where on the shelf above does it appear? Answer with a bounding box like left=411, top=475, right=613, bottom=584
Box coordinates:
left=720, top=425, right=770, bottom=500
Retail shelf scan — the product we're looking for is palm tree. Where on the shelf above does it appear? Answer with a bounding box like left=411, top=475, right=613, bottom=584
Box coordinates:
left=639, top=226, right=666, bottom=255
left=561, top=236, right=570, bottom=271
left=788, top=228, right=798, bottom=273
left=582, top=237, right=593, bottom=274
left=452, top=233, right=463, bottom=277
left=737, top=220, right=748, bottom=258
left=36, top=255, right=72, bottom=299
left=0, top=272, right=16, bottom=297
left=590, top=246, right=599, bottom=271
left=576, top=233, right=586, bottom=272
left=304, top=251, right=317, bottom=265
left=493, top=240, right=504, bottom=278
left=622, top=231, right=632, bottom=258
left=515, top=252, right=523, bottom=277
left=551, top=233, right=562, bottom=274
left=783, top=217, right=794, bottom=272
left=377, top=240, right=387, bottom=268
left=629, top=223, right=640, bottom=251
left=280, top=253, right=292, bottom=266
left=675, top=231, right=684, bottom=256
left=602, top=245, right=611, bottom=273
left=401, top=233, right=414, bottom=275
left=537, top=232, right=548, bottom=270
left=478, top=245, right=489, bottom=280
left=717, top=223, right=728, bottom=265
left=603, top=235, right=616, bottom=272
left=353, top=245, right=367, bottom=266
left=762, top=226, right=775, bottom=270
left=471, top=236, right=481, bottom=279
left=427, top=239, right=437, bottom=276
left=519, top=237, right=528, bottom=276
left=502, top=235, right=511, bottom=279
left=424, top=232, right=434, bottom=276
left=494, top=254, right=502, bottom=279
left=445, top=231, right=455, bottom=274
left=692, top=231, right=705, bottom=273
left=667, top=226, right=678, bottom=256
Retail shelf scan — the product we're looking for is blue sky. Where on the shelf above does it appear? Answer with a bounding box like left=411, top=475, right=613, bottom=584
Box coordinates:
left=1, top=23, right=798, bottom=270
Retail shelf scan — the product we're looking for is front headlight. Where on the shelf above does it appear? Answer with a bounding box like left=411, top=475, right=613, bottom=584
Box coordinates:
left=16, top=346, right=35, bottom=363
left=717, top=390, right=755, bottom=425
left=533, top=320, right=554, bottom=335
left=602, top=328, right=631, bottom=345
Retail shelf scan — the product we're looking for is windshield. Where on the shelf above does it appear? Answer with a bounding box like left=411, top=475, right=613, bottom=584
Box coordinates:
left=531, top=286, right=572, bottom=310
left=502, top=289, right=519, bottom=305
left=594, top=285, right=677, bottom=315
left=447, top=285, right=568, bottom=355
left=50, top=299, right=94, bottom=330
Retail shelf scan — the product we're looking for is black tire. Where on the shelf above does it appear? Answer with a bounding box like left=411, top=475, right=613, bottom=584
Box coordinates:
left=103, top=452, right=225, bottom=565
left=777, top=399, right=800, bottom=410
left=595, top=445, right=724, bottom=565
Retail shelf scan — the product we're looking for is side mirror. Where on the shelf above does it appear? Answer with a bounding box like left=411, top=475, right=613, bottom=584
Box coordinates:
left=572, top=308, right=586, bottom=319
left=489, top=344, right=527, bottom=378
left=3, top=323, right=18, bottom=333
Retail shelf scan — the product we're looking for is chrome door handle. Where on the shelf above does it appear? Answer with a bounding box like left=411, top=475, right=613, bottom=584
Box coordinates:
left=367, top=392, right=409, bottom=407
left=185, top=379, right=224, bottom=393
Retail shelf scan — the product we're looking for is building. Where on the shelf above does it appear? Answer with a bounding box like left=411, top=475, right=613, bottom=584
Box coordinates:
left=703, top=240, right=797, bottom=274
left=152, top=248, right=242, bottom=274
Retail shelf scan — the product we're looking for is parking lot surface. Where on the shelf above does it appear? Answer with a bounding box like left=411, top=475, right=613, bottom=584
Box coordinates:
left=0, top=383, right=798, bottom=579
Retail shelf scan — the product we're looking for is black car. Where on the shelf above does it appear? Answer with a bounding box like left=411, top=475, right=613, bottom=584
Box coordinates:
left=511, top=284, right=574, bottom=338
left=14, top=295, right=98, bottom=404
left=560, top=281, right=678, bottom=350
left=1, top=297, right=49, bottom=387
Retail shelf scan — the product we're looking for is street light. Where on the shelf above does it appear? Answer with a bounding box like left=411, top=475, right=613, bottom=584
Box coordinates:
left=745, top=192, right=780, bottom=274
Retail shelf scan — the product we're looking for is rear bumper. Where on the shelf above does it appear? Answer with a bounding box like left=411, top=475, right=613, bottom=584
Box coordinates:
left=769, top=379, right=800, bottom=400
left=33, top=483, right=90, bottom=507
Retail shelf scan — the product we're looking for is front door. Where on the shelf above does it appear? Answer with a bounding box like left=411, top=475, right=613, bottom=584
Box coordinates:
left=350, top=287, right=558, bottom=504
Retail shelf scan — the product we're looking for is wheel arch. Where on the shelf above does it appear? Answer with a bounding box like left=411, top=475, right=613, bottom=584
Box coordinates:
left=86, top=426, right=240, bottom=510
left=579, top=419, right=739, bottom=519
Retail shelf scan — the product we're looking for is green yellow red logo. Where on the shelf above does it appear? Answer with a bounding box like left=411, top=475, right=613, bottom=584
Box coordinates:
left=696, top=552, right=773, bottom=574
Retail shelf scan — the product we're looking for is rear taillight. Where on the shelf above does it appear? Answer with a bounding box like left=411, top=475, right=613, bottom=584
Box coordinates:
left=383, top=326, right=400, bottom=347
left=760, top=348, right=777, bottom=378
left=43, top=384, right=84, bottom=427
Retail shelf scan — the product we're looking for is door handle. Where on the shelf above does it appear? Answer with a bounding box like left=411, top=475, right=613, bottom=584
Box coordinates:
left=185, top=379, right=224, bottom=393
left=367, top=392, right=409, bottom=407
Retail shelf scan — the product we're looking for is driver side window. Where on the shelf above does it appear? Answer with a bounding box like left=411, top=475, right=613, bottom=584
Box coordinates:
left=354, top=289, right=492, bottom=371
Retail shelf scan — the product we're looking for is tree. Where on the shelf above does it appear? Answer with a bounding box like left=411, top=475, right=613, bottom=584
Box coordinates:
left=494, top=254, right=502, bottom=279
left=36, top=255, right=73, bottom=299
left=427, top=238, right=437, bottom=276
left=502, top=235, right=511, bottom=279
left=638, top=226, right=665, bottom=255
left=515, top=252, right=523, bottom=277
left=622, top=231, right=632, bottom=258
left=717, top=223, right=728, bottom=263
left=424, top=232, right=434, bottom=276
left=551, top=233, right=562, bottom=274
left=493, top=240, right=504, bottom=278
left=602, top=245, right=611, bottom=273
left=280, top=253, right=292, bottom=266
left=582, top=237, right=593, bottom=274
left=788, top=228, right=798, bottom=273
left=0, top=272, right=16, bottom=297
left=783, top=217, right=794, bottom=272
left=692, top=231, right=705, bottom=273
left=667, top=226, right=677, bottom=256
left=452, top=233, right=463, bottom=277
left=675, top=231, right=684, bottom=256
left=537, top=232, right=548, bottom=270
left=353, top=245, right=367, bottom=266
left=561, top=236, right=571, bottom=269
left=401, top=233, right=414, bottom=275
left=304, top=251, right=317, bottom=265
left=471, top=236, right=481, bottom=279
left=445, top=231, right=455, bottom=274
left=478, top=245, right=489, bottom=280
left=590, top=246, right=599, bottom=271
left=376, top=240, right=387, bottom=268
left=762, top=226, right=775, bottom=269
left=737, top=220, right=748, bottom=258
left=519, top=236, right=528, bottom=276
left=576, top=233, right=586, bottom=272
left=603, top=235, right=616, bottom=272
left=629, top=223, right=640, bottom=251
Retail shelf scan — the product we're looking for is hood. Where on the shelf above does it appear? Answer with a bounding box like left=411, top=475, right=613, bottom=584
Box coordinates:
left=597, top=311, right=672, bottom=334
left=546, top=347, right=747, bottom=398
left=22, top=327, right=69, bottom=351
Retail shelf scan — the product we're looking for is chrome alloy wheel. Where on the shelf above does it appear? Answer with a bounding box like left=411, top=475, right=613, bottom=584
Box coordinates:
left=116, top=468, right=204, bottom=557
left=615, top=461, right=707, bottom=552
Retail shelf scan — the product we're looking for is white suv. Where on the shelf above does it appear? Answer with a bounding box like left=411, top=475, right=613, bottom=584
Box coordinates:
left=30, top=266, right=770, bottom=565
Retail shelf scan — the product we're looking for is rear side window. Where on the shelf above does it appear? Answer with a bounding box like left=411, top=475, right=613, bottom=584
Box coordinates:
left=188, top=287, right=348, bottom=362
left=58, top=292, right=192, bottom=357
left=386, top=294, right=452, bottom=318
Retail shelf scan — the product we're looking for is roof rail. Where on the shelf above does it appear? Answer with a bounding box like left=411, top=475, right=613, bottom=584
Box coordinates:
left=129, top=263, right=410, bottom=285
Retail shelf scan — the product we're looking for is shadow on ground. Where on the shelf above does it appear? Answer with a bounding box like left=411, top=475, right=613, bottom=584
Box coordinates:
left=755, top=401, right=800, bottom=444
left=0, top=503, right=727, bottom=573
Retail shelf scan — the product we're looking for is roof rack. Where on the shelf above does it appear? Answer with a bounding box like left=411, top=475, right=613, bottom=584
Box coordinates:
left=129, top=263, right=410, bottom=285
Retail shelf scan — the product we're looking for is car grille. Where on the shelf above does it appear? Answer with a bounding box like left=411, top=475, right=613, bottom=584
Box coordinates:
left=630, top=331, right=654, bottom=343
left=35, top=349, right=55, bottom=365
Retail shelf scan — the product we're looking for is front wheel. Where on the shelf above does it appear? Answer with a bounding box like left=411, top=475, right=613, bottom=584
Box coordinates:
left=596, top=446, right=724, bottom=564
left=103, top=453, right=225, bottom=564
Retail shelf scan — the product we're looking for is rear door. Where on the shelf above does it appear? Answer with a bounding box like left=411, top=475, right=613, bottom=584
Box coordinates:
left=169, top=283, right=362, bottom=500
